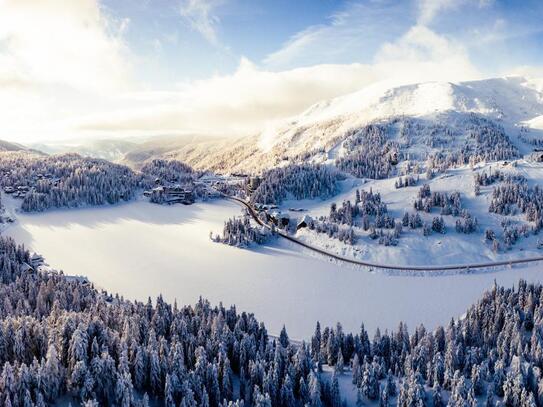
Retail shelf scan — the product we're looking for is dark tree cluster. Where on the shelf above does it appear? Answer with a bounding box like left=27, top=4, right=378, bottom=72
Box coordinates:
left=0, top=152, right=141, bottom=212
left=377, top=227, right=401, bottom=246
left=250, top=164, right=341, bottom=205
left=335, top=124, right=399, bottom=179
left=402, top=212, right=423, bottom=230
left=485, top=220, right=533, bottom=252
left=519, top=126, right=543, bottom=148
left=499, top=219, right=532, bottom=251
left=414, top=185, right=463, bottom=217
left=325, top=189, right=401, bottom=245
left=310, top=220, right=356, bottom=245
left=474, top=170, right=525, bottom=196
left=455, top=210, right=479, bottom=234
left=489, top=180, right=543, bottom=232
left=329, top=189, right=388, bottom=227
left=395, top=176, right=418, bottom=189
left=213, top=216, right=268, bottom=247
left=474, top=170, right=508, bottom=186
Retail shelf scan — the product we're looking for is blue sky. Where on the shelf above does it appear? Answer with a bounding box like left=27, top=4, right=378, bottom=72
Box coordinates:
left=0, top=0, right=542, bottom=142
left=99, top=0, right=543, bottom=84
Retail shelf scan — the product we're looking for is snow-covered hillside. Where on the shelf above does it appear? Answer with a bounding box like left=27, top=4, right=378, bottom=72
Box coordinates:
left=120, top=76, right=543, bottom=174
left=279, top=159, right=543, bottom=267
left=296, top=76, right=543, bottom=128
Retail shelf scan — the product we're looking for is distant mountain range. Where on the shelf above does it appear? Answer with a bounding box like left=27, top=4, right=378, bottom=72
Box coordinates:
left=7, top=76, right=543, bottom=173
left=0, top=139, right=28, bottom=152
left=119, top=76, right=543, bottom=173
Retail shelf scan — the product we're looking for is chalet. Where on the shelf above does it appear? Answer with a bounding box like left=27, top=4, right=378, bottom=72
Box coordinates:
left=30, top=253, right=45, bottom=268
left=530, top=151, right=543, bottom=162
left=296, top=215, right=313, bottom=230
left=146, top=185, right=195, bottom=204
left=65, top=275, right=90, bottom=285
left=164, top=186, right=195, bottom=204
left=269, top=211, right=290, bottom=227
left=20, top=263, right=34, bottom=273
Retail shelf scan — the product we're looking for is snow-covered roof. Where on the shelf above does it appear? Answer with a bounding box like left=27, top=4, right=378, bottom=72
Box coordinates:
left=298, top=215, right=313, bottom=225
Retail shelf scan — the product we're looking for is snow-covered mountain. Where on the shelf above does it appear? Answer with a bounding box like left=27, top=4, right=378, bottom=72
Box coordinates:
left=121, top=76, right=543, bottom=173
left=0, top=139, right=29, bottom=152
left=295, top=76, right=543, bottom=127
left=30, top=138, right=138, bottom=162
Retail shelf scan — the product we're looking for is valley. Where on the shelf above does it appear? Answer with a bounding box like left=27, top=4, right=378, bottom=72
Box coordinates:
left=4, top=2, right=543, bottom=405
left=4, top=197, right=543, bottom=341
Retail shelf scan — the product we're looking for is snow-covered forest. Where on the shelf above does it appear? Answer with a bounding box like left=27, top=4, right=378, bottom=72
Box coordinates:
left=332, top=114, right=519, bottom=181
left=213, top=215, right=269, bottom=247
left=1, top=233, right=543, bottom=406
left=251, top=164, right=341, bottom=205
left=0, top=152, right=142, bottom=212
left=140, top=159, right=197, bottom=187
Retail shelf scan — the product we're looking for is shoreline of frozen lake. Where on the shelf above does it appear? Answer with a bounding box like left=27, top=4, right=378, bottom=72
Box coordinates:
left=4, top=199, right=543, bottom=339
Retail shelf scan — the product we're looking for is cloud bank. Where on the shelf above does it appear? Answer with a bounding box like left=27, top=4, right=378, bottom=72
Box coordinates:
left=0, top=0, right=540, bottom=143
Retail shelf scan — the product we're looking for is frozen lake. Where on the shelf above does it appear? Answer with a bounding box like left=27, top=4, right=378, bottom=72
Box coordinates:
left=5, top=199, right=543, bottom=339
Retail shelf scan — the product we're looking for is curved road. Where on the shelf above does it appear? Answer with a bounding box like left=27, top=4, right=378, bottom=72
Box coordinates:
left=222, top=193, right=543, bottom=272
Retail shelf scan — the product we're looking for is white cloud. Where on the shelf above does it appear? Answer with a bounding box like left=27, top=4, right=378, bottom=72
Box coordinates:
left=0, top=0, right=133, bottom=142
left=263, top=2, right=407, bottom=69
left=417, top=0, right=458, bottom=24
left=179, top=0, right=224, bottom=46
left=69, top=59, right=382, bottom=137
left=375, top=25, right=480, bottom=83
left=67, top=25, right=482, bottom=140
left=417, top=0, right=493, bottom=25
left=0, top=2, right=483, bottom=144
left=0, top=0, right=130, bottom=92
left=0, top=0, right=540, bottom=145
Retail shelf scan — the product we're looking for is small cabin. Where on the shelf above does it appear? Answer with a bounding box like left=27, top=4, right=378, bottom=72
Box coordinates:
left=30, top=253, right=45, bottom=268
left=296, top=215, right=314, bottom=230
left=20, top=263, right=34, bottom=273
left=531, top=151, right=543, bottom=163
left=269, top=211, right=290, bottom=227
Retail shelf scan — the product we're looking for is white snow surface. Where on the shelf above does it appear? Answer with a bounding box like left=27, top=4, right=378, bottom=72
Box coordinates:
left=295, top=76, right=543, bottom=129
left=259, top=76, right=543, bottom=160
left=5, top=199, right=543, bottom=340
left=280, top=160, right=543, bottom=267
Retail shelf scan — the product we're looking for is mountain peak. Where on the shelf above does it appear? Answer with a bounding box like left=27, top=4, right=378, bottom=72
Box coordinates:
left=295, top=76, right=542, bottom=129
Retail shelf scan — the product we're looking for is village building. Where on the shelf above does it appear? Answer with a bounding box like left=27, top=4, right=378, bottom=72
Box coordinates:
left=30, top=253, right=45, bottom=268
left=246, top=176, right=262, bottom=194
left=268, top=211, right=290, bottom=228
left=145, top=185, right=195, bottom=205
left=20, top=263, right=34, bottom=273
left=529, top=149, right=543, bottom=162
left=296, top=215, right=314, bottom=230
